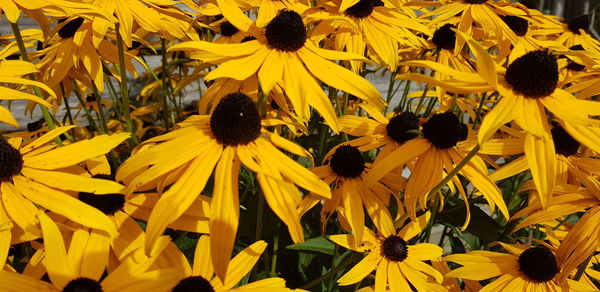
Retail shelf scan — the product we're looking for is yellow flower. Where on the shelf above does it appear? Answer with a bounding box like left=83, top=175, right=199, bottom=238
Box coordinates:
left=117, top=92, right=331, bottom=281
left=0, top=127, right=128, bottom=264
left=168, top=10, right=386, bottom=132
left=445, top=241, right=596, bottom=291
left=366, top=112, right=509, bottom=227
left=309, top=0, right=429, bottom=72
left=0, top=60, right=54, bottom=127
left=301, top=144, right=396, bottom=244
left=399, top=32, right=600, bottom=209
left=169, top=235, right=300, bottom=291
left=0, top=211, right=185, bottom=291
left=330, top=214, right=445, bottom=291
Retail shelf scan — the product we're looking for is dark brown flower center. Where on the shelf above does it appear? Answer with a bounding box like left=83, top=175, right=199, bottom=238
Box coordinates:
left=265, top=10, right=307, bottom=52
left=518, top=246, right=559, bottom=283
left=386, top=112, right=420, bottom=143
left=381, top=236, right=408, bottom=262
left=432, top=24, right=456, bottom=51
left=551, top=123, right=579, bottom=156
left=172, top=276, right=215, bottom=292
left=330, top=145, right=365, bottom=178
left=78, top=175, right=125, bottom=215
left=58, top=18, right=84, bottom=39
left=62, top=278, right=103, bottom=292
left=210, top=92, right=261, bottom=146
left=504, top=50, right=558, bottom=98
left=463, top=0, right=488, bottom=4
left=220, top=21, right=239, bottom=37
left=422, top=112, right=467, bottom=149
left=501, top=15, right=528, bottom=37
left=567, top=14, right=589, bottom=34
left=345, top=0, right=375, bottom=19
left=0, top=138, right=23, bottom=182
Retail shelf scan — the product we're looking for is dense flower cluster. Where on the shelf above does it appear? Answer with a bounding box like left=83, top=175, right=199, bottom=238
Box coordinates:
left=1, top=0, right=600, bottom=291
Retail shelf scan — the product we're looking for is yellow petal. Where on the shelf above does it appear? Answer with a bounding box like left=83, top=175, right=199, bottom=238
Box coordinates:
left=21, top=168, right=123, bottom=194
left=478, top=94, right=519, bottom=145
left=524, top=133, right=555, bottom=209
left=14, top=176, right=118, bottom=237
left=222, top=240, right=268, bottom=290
left=24, top=133, right=129, bottom=170
left=144, top=144, right=221, bottom=253
left=337, top=252, right=381, bottom=286
left=192, top=235, right=213, bottom=278
left=38, top=211, right=76, bottom=289
left=210, top=146, right=241, bottom=282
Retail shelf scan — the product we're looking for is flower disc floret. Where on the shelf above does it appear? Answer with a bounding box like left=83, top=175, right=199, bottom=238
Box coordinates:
left=62, top=278, right=103, bottom=292
left=0, top=139, right=23, bottom=182
left=330, top=145, right=365, bottom=178
left=78, top=175, right=125, bottom=215
left=172, top=276, right=215, bottom=292
left=463, top=0, right=488, bottom=4
left=210, top=92, right=261, bottom=146
left=58, top=18, right=84, bottom=39
left=518, top=246, right=559, bottom=283
left=567, top=15, right=590, bottom=34
left=551, top=124, right=579, bottom=156
left=345, top=0, right=375, bottom=19
left=381, top=236, right=408, bottom=262
left=220, top=21, right=239, bottom=37
left=422, top=112, right=466, bottom=149
left=386, top=111, right=420, bottom=143
left=265, top=10, right=307, bottom=52
left=504, top=50, right=558, bottom=98
left=432, top=24, right=456, bottom=51
left=501, top=15, right=529, bottom=36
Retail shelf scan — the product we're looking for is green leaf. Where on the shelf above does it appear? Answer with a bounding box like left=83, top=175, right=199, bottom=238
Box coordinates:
left=438, top=204, right=503, bottom=244
left=286, top=236, right=335, bottom=255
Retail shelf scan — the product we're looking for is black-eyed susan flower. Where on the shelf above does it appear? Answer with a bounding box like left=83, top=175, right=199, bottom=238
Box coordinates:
left=168, top=10, right=386, bottom=132
left=309, top=0, right=429, bottom=72
left=421, top=0, right=528, bottom=52
left=0, top=127, right=128, bottom=263
left=169, top=235, right=299, bottom=291
left=399, top=32, right=600, bottom=209
left=445, top=242, right=596, bottom=291
left=367, top=111, right=509, bottom=227
left=330, top=214, right=445, bottom=291
left=0, top=211, right=184, bottom=291
left=0, top=60, right=54, bottom=127
left=302, top=144, right=396, bottom=244
left=117, top=92, right=331, bottom=281
left=337, top=111, right=420, bottom=157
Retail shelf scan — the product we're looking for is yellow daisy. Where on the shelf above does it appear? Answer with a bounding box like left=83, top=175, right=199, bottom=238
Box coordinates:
left=0, top=126, right=128, bottom=263
left=0, top=60, right=54, bottom=127
left=116, top=92, right=331, bottom=281
left=330, top=214, right=445, bottom=291
left=168, top=10, right=386, bottom=132
left=445, top=242, right=596, bottom=291
left=398, top=32, right=600, bottom=209
left=366, top=111, right=509, bottom=226
left=301, top=144, right=396, bottom=244
left=0, top=211, right=184, bottom=291
left=169, top=235, right=300, bottom=291
left=309, top=0, right=429, bottom=72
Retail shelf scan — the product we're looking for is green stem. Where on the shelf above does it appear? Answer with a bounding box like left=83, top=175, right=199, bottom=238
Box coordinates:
left=74, top=89, right=99, bottom=132
left=91, top=84, right=110, bottom=134
left=472, top=92, right=488, bottom=130
left=428, top=144, right=481, bottom=200
left=10, top=22, right=58, bottom=134
left=298, top=253, right=356, bottom=290
left=574, top=253, right=594, bottom=281
left=270, top=222, right=281, bottom=277
left=160, top=38, right=171, bottom=130
left=115, top=22, right=138, bottom=146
